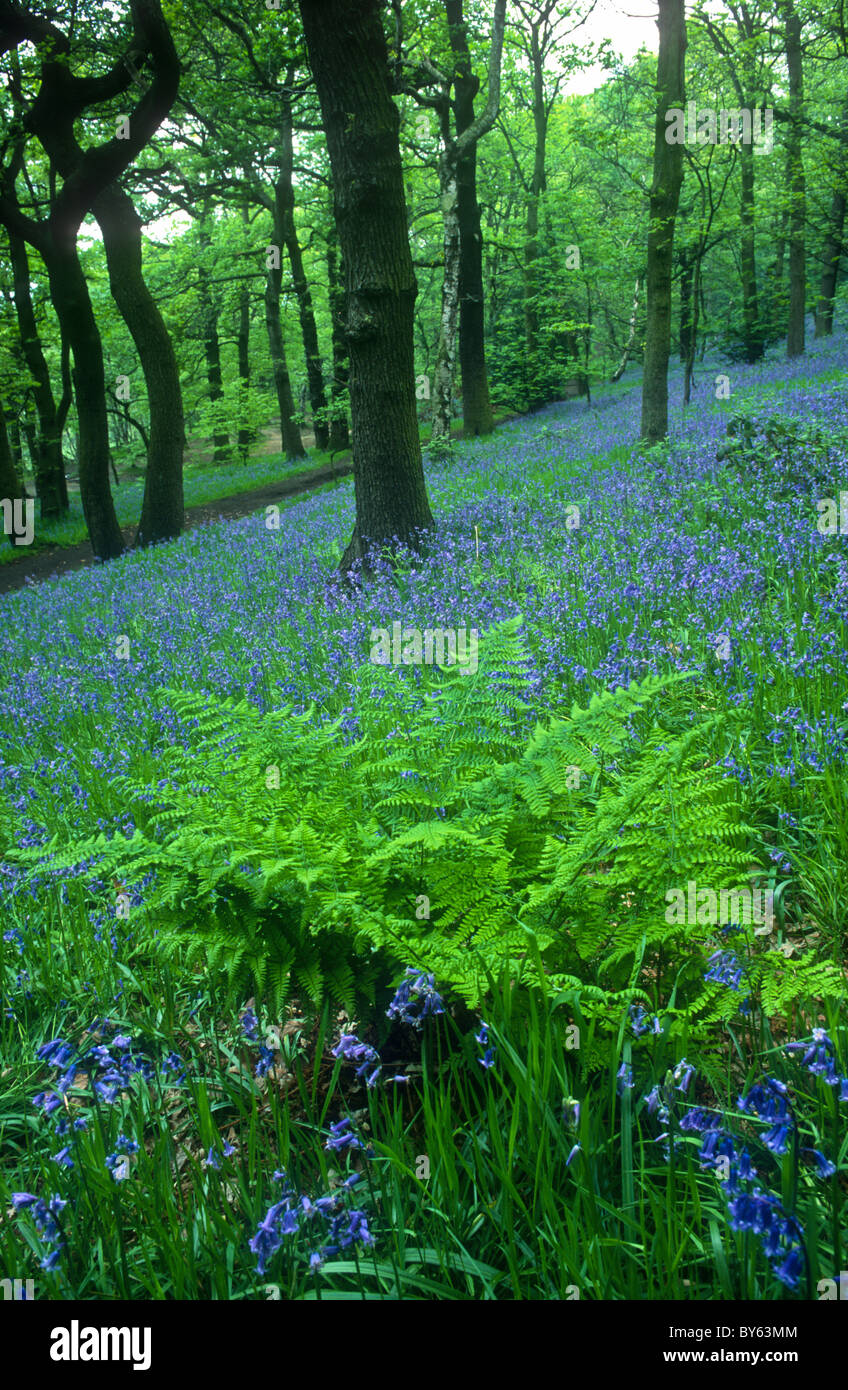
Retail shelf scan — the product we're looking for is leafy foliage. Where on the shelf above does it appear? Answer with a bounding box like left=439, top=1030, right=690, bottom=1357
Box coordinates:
left=15, top=617, right=839, bottom=1053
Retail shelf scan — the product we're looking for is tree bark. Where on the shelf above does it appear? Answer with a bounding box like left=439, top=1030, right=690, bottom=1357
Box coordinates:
left=640, top=0, right=686, bottom=445
left=814, top=187, right=846, bottom=337
left=278, top=90, right=329, bottom=450
left=264, top=262, right=305, bottom=460
left=93, top=182, right=185, bottom=544
left=0, top=403, right=25, bottom=506
left=197, top=263, right=229, bottom=464
left=44, top=237, right=125, bottom=559
left=784, top=0, right=805, bottom=358
left=524, top=21, right=547, bottom=412
left=298, top=0, right=434, bottom=571
left=7, top=231, right=68, bottom=517
left=611, top=277, right=641, bottom=382
left=326, top=217, right=350, bottom=452
left=446, top=0, right=495, bottom=437
left=737, top=145, right=764, bottom=362
left=431, top=138, right=461, bottom=445
left=237, top=283, right=252, bottom=460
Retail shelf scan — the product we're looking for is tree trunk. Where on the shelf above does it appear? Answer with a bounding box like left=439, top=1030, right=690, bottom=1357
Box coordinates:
left=298, top=0, right=434, bottom=571
left=279, top=93, right=329, bottom=450
left=814, top=187, right=846, bottom=337
left=683, top=251, right=702, bottom=406
left=237, top=283, right=252, bottom=460
left=524, top=24, right=547, bottom=412
left=326, top=219, right=350, bottom=452
left=611, top=277, right=641, bottom=382
left=447, top=0, right=494, bottom=437
left=640, top=0, right=686, bottom=445
left=197, top=263, right=229, bottom=464
left=93, top=182, right=185, bottom=545
left=679, top=252, right=694, bottom=362
left=7, top=230, right=68, bottom=517
left=785, top=0, right=805, bottom=358
left=264, top=263, right=305, bottom=460
left=44, top=237, right=124, bottom=560
left=431, top=142, right=461, bottom=445
left=738, top=145, right=764, bottom=362
left=0, top=404, right=25, bottom=504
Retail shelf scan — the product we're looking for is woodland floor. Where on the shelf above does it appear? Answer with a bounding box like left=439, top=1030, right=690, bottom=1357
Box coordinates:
left=0, top=412, right=517, bottom=595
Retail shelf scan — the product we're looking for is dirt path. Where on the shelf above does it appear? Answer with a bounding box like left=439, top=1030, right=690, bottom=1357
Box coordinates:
left=0, top=458, right=353, bottom=596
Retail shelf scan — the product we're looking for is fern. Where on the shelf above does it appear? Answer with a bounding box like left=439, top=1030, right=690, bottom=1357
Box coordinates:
left=8, top=617, right=787, bottom=1053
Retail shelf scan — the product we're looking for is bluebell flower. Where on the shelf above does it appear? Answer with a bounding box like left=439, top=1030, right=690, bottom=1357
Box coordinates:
left=672, top=1059, right=695, bottom=1093
left=801, top=1147, right=836, bottom=1179
left=325, top=1117, right=365, bottom=1154
left=629, top=1004, right=661, bottom=1036
left=644, top=1085, right=662, bottom=1115
left=331, top=1033, right=381, bottom=1086
left=616, top=1062, right=634, bottom=1094
left=704, top=949, right=744, bottom=992
left=254, top=1045, right=275, bottom=1078
left=240, top=1008, right=259, bottom=1040
left=763, top=1122, right=793, bottom=1156
left=37, top=1038, right=76, bottom=1070
left=386, top=968, right=445, bottom=1029
left=774, top=1247, right=804, bottom=1290
left=565, top=1143, right=581, bottom=1167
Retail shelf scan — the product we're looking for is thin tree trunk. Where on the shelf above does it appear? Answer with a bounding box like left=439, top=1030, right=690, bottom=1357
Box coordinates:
left=431, top=142, right=461, bottom=444
left=93, top=182, right=185, bottom=545
left=447, top=0, right=495, bottom=437
left=298, top=0, right=434, bottom=571
left=785, top=0, right=805, bottom=358
left=641, top=0, right=686, bottom=444
left=197, top=263, right=229, bottom=464
left=326, top=219, right=350, bottom=452
left=0, top=404, right=25, bottom=505
left=279, top=91, right=329, bottom=450
left=738, top=145, right=764, bottom=362
left=611, top=277, right=641, bottom=382
left=683, top=252, right=702, bottom=405
left=524, top=24, right=547, bottom=412
left=44, top=239, right=124, bottom=560
left=237, top=289, right=252, bottom=460
left=7, top=230, right=68, bottom=516
left=679, top=252, right=694, bottom=362
left=264, top=263, right=305, bottom=460
left=814, top=188, right=846, bottom=337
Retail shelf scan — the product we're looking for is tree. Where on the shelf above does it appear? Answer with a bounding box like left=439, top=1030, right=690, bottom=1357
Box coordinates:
left=0, top=0, right=180, bottom=560
left=641, top=0, right=686, bottom=444
left=783, top=0, right=806, bottom=357
left=5, top=229, right=67, bottom=517
left=298, top=0, right=434, bottom=572
left=93, top=181, right=185, bottom=544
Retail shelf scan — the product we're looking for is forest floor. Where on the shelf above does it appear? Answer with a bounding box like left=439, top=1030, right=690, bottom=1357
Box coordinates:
left=0, top=413, right=516, bottom=594
left=0, top=454, right=354, bottom=595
